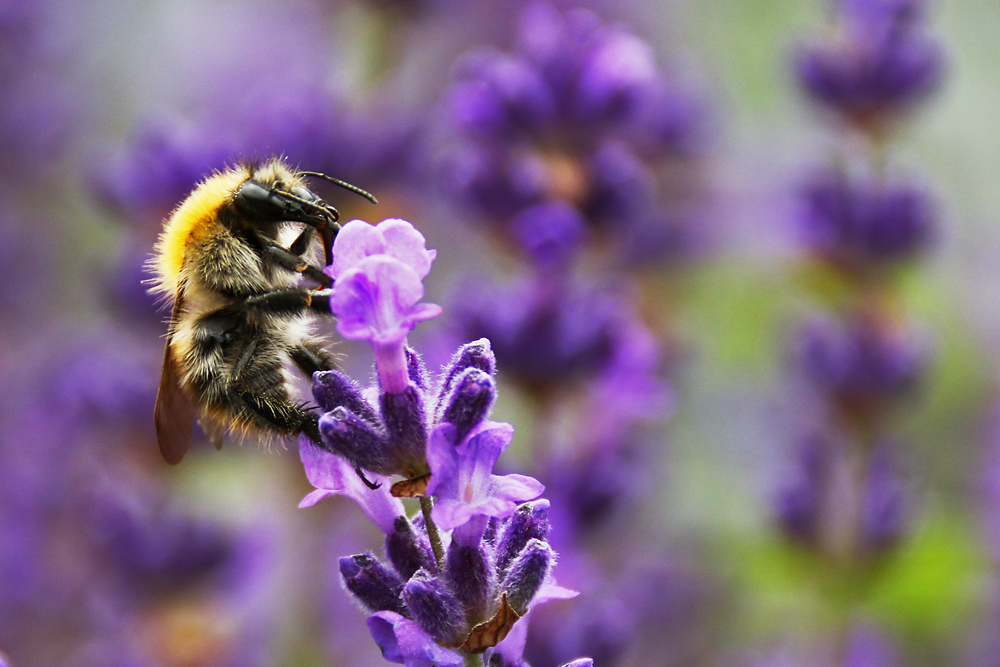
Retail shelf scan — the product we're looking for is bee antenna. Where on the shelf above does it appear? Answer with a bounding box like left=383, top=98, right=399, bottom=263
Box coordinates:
left=300, top=171, right=378, bottom=205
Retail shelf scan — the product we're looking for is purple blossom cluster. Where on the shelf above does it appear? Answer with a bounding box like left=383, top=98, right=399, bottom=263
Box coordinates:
left=795, top=0, right=943, bottom=133
left=771, top=0, right=945, bottom=660
left=295, top=217, right=589, bottom=666
left=440, top=2, right=711, bottom=267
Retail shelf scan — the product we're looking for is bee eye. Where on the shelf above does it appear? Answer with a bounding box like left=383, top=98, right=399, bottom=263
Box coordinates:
left=234, top=181, right=286, bottom=218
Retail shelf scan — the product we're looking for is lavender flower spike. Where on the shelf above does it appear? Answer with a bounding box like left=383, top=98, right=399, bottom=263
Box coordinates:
left=427, top=421, right=545, bottom=531
left=328, top=219, right=442, bottom=394
left=298, top=439, right=405, bottom=534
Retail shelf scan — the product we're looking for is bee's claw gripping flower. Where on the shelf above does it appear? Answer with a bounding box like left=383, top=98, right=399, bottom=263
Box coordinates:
left=298, top=439, right=403, bottom=534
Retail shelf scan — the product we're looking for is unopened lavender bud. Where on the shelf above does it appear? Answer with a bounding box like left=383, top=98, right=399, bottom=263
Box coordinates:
left=386, top=516, right=437, bottom=580
left=405, top=347, right=430, bottom=391
left=495, top=499, right=550, bottom=575
left=438, top=339, right=496, bottom=413
left=445, top=540, right=494, bottom=624
left=312, top=370, right=378, bottom=421
left=340, top=553, right=406, bottom=615
left=441, top=368, right=496, bottom=442
left=319, top=407, right=390, bottom=473
left=380, top=385, right=429, bottom=477
left=402, top=570, right=467, bottom=645
left=482, top=517, right=500, bottom=545
left=502, top=538, right=552, bottom=615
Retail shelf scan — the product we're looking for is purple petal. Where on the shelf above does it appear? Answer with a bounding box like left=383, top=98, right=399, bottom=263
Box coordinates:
left=367, top=611, right=464, bottom=667
left=298, top=489, right=335, bottom=508
left=332, top=256, right=427, bottom=346
left=492, top=473, right=546, bottom=504
left=426, top=423, right=462, bottom=499
left=330, top=219, right=386, bottom=279
left=298, top=439, right=404, bottom=534
left=431, top=501, right=477, bottom=532
left=379, top=218, right=438, bottom=279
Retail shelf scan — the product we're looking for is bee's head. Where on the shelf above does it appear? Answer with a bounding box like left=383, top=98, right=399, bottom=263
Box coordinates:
left=233, top=178, right=340, bottom=265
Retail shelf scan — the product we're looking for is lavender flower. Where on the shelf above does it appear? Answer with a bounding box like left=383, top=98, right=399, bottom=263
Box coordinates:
left=426, top=421, right=545, bottom=531
left=328, top=218, right=442, bottom=394
left=795, top=0, right=943, bottom=131
left=798, top=167, right=935, bottom=273
left=775, top=435, right=909, bottom=556
left=794, top=314, right=928, bottom=430
left=340, top=499, right=573, bottom=663
left=440, top=2, right=712, bottom=266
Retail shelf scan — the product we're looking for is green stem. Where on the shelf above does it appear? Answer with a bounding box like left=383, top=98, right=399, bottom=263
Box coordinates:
left=462, top=652, right=484, bottom=667
left=419, top=496, right=445, bottom=572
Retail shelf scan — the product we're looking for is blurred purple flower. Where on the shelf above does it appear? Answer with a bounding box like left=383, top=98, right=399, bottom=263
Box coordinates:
left=451, top=276, right=621, bottom=396
left=775, top=435, right=909, bottom=555
left=798, top=168, right=935, bottom=272
left=427, top=421, right=545, bottom=531
left=794, top=314, right=928, bottom=427
left=329, top=219, right=441, bottom=394
left=439, top=2, right=713, bottom=267
left=795, top=0, right=942, bottom=129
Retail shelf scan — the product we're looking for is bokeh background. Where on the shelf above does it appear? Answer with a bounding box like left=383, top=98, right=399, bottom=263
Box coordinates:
left=3, top=0, right=1000, bottom=665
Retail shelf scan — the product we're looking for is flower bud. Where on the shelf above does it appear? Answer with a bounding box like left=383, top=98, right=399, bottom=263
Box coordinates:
left=501, top=538, right=552, bottom=615
left=445, top=540, right=495, bottom=624
left=312, top=370, right=378, bottom=422
left=340, top=553, right=406, bottom=615
left=402, top=570, right=467, bottom=645
left=440, top=368, right=496, bottom=442
left=385, top=516, right=437, bottom=580
left=494, top=500, right=550, bottom=575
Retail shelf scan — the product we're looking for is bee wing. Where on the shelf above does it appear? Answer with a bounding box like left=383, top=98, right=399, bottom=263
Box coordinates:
left=155, top=287, right=196, bottom=464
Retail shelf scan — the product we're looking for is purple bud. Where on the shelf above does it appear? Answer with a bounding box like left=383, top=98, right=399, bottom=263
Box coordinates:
left=775, top=435, right=828, bottom=548
left=584, top=141, right=656, bottom=227
left=406, top=346, right=430, bottom=391
left=402, top=570, right=468, bottom=645
left=438, top=339, right=497, bottom=409
left=502, top=539, right=553, bottom=615
left=439, top=143, right=547, bottom=221
left=312, top=370, right=378, bottom=422
left=340, top=553, right=406, bottom=615
left=318, top=407, right=391, bottom=474
left=798, top=168, right=935, bottom=270
left=795, top=315, right=927, bottom=425
left=861, top=444, right=909, bottom=553
left=386, top=516, right=437, bottom=580
left=510, top=201, right=586, bottom=270
left=380, top=385, right=429, bottom=477
left=445, top=540, right=495, bottom=624
left=795, top=23, right=942, bottom=126
left=495, top=500, right=550, bottom=575
left=440, top=368, right=497, bottom=443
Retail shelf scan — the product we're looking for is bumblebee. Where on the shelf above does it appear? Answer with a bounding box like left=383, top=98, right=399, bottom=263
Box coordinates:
left=151, top=158, right=376, bottom=465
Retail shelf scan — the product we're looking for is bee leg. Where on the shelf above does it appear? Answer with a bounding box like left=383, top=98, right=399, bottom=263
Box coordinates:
left=355, top=466, right=382, bottom=490
left=264, top=243, right=333, bottom=288
left=290, top=343, right=335, bottom=377
left=255, top=227, right=333, bottom=287
left=237, top=387, right=316, bottom=440
left=243, top=288, right=332, bottom=316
